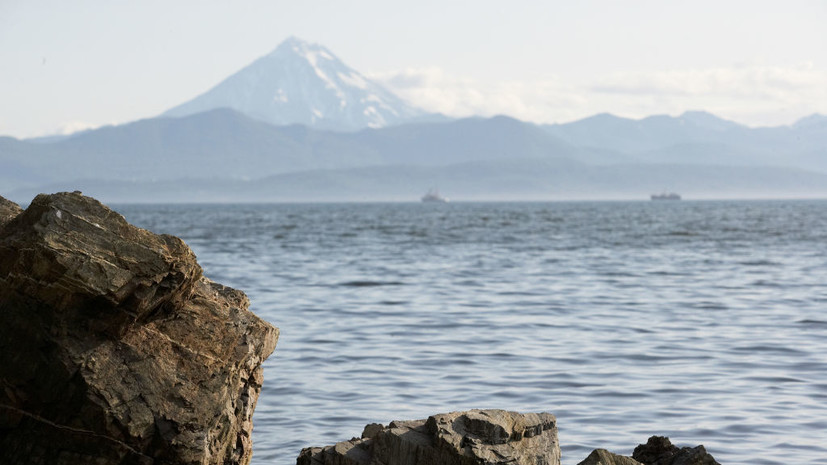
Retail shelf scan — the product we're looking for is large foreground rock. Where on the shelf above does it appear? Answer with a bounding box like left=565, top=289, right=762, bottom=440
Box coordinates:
left=298, top=409, right=560, bottom=465
left=0, top=192, right=279, bottom=465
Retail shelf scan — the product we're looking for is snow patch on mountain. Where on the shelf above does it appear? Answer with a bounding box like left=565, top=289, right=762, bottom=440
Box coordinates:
left=338, top=71, right=368, bottom=90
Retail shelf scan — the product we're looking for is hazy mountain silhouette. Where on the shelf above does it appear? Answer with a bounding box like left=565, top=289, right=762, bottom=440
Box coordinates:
left=9, top=158, right=827, bottom=204
left=3, top=107, right=827, bottom=203
left=3, top=35, right=826, bottom=203
left=2, top=110, right=581, bottom=191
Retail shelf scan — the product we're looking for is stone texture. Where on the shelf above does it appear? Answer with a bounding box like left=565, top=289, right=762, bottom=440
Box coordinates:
left=632, top=436, right=720, bottom=465
left=577, top=449, right=643, bottom=465
left=0, top=195, right=23, bottom=228
left=0, top=192, right=279, bottom=465
left=297, top=409, right=560, bottom=465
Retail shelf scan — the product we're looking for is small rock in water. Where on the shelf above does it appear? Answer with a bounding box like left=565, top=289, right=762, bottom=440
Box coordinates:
left=632, top=436, right=721, bottom=465
left=577, top=436, right=720, bottom=465
left=298, top=409, right=560, bottom=465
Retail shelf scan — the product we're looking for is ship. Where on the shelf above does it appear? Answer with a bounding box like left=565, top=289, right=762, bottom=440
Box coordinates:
left=421, top=188, right=448, bottom=203
left=650, top=192, right=681, bottom=201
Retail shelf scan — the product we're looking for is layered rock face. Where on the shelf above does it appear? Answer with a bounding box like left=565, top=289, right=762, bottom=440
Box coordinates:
left=298, top=409, right=561, bottom=465
left=0, top=192, right=278, bottom=465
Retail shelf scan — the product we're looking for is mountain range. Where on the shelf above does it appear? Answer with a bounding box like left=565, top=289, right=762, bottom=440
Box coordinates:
left=1, top=37, right=826, bottom=203
left=546, top=111, right=827, bottom=169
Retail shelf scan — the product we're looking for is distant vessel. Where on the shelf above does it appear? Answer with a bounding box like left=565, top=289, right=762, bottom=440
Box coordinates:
left=651, top=192, right=681, bottom=201
left=421, top=188, right=448, bottom=203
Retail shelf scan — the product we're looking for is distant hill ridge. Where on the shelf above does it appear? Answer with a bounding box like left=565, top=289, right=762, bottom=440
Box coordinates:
left=2, top=107, right=826, bottom=202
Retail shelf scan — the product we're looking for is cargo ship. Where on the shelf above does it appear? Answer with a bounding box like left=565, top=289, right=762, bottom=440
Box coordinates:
left=421, top=188, right=448, bottom=203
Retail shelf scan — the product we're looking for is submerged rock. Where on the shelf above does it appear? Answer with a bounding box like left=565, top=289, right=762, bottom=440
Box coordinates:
left=0, top=192, right=279, bottom=465
left=297, top=409, right=560, bottom=465
left=632, top=436, right=720, bottom=465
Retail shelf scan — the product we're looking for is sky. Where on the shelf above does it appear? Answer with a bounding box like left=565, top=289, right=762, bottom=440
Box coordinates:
left=1, top=0, right=825, bottom=138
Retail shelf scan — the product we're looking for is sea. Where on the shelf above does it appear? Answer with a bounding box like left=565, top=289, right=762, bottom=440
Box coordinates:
left=118, top=200, right=827, bottom=465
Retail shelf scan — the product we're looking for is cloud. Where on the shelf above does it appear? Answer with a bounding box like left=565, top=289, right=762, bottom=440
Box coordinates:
left=369, top=68, right=590, bottom=124
left=55, top=120, right=105, bottom=136
left=370, top=63, right=827, bottom=127
left=592, top=63, right=825, bottom=99
left=589, top=63, right=827, bottom=126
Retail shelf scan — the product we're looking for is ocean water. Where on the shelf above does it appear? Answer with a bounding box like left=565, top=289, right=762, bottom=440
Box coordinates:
left=119, top=201, right=827, bottom=465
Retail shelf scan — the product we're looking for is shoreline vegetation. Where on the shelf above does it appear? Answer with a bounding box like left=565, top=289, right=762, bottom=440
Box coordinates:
left=0, top=192, right=719, bottom=465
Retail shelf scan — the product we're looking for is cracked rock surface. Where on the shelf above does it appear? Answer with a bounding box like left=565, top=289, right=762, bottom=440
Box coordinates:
left=297, top=409, right=561, bottom=465
left=0, top=195, right=22, bottom=228
left=0, top=192, right=279, bottom=465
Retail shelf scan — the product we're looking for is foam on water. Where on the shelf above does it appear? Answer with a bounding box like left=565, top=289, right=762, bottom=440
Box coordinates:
left=120, top=201, right=827, bottom=465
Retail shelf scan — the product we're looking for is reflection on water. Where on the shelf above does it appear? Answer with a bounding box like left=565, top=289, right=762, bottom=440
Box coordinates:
left=120, top=200, right=827, bottom=465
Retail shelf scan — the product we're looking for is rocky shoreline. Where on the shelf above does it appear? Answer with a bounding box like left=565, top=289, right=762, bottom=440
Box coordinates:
left=298, top=410, right=719, bottom=465
left=0, top=192, right=719, bottom=464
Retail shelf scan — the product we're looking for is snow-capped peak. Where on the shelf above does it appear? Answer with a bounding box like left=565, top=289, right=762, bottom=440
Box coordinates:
left=164, top=37, right=426, bottom=131
left=272, top=36, right=334, bottom=60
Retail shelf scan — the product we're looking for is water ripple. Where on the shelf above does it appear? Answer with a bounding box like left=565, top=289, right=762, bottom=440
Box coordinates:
left=118, top=200, right=827, bottom=465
